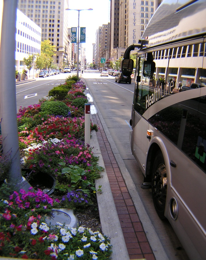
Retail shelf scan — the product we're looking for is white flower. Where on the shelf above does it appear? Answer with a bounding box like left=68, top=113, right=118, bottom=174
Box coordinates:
left=89, top=228, right=94, bottom=235
left=90, top=250, right=98, bottom=255
left=81, top=236, right=87, bottom=242
left=19, top=250, right=27, bottom=255
left=75, top=249, right=84, bottom=257
left=59, top=243, right=66, bottom=251
left=31, top=222, right=38, bottom=229
left=50, top=252, right=58, bottom=259
left=68, top=254, right=75, bottom=260
left=98, top=233, right=105, bottom=242
left=31, top=228, right=38, bottom=235
left=3, top=200, right=9, bottom=204
left=78, top=226, right=85, bottom=233
left=39, top=223, right=49, bottom=231
left=66, top=231, right=72, bottom=238
left=60, top=228, right=67, bottom=236
left=71, top=228, right=77, bottom=236
left=83, top=243, right=91, bottom=248
left=62, top=235, right=70, bottom=243
left=92, top=254, right=98, bottom=260
left=99, top=243, right=107, bottom=251
left=90, top=236, right=97, bottom=242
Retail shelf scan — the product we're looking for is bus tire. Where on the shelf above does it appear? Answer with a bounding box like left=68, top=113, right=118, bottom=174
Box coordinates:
left=152, top=152, right=167, bottom=220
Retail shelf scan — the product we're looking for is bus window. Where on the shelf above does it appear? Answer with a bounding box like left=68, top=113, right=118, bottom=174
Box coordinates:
left=148, top=97, right=206, bottom=172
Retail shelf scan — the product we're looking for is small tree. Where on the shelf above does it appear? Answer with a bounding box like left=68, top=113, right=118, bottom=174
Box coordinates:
left=23, top=54, right=34, bottom=75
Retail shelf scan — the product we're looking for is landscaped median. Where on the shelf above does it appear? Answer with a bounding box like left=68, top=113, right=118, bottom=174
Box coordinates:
left=0, top=76, right=112, bottom=260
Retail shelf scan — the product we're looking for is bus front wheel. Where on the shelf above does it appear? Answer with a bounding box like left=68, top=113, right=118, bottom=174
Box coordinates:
left=152, top=152, right=167, bottom=220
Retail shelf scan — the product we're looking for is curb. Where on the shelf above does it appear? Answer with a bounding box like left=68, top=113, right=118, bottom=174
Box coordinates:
left=91, top=105, right=169, bottom=260
left=16, top=79, right=36, bottom=85
left=90, top=130, right=130, bottom=260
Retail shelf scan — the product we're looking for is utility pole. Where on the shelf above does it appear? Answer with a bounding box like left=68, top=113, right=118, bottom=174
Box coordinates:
left=0, top=0, right=30, bottom=191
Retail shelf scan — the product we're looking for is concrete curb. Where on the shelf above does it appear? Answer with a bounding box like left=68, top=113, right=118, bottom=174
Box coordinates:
left=93, top=106, right=169, bottom=260
left=16, top=79, right=36, bottom=85
left=90, top=130, right=130, bottom=260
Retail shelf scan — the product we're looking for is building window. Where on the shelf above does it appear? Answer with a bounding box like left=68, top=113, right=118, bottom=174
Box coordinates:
left=145, top=7, right=148, bottom=11
left=151, top=1, right=154, bottom=6
left=141, top=13, right=144, bottom=17
left=141, top=7, right=144, bottom=11
left=141, top=0, right=144, bottom=4
left=193, top=44, right=199, bottom=57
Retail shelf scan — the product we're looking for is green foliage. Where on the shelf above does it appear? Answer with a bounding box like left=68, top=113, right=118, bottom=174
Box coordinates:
left=66, top=75, right=79, bottom=82
left=23, top=55, right=34, bottom=71
left=41, top=101, right=70, bottom=117
left=71, top=97, right=88, bottom=109
left=65, top=79, right=76, bottom=89
left=48, top=86, right=69, bottom=100
left=19, top=141, right=27, bottom=149
left=74, top=91, right=87, bottom=97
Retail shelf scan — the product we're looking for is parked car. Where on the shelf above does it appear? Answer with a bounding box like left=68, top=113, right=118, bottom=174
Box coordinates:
left=100, top=70, right=108, bottom=77
left=64, top=67, right=71, bottom=73
left=181, top=82, right=206, bottom=91
left=113, top=70, right=120, bottom=76
left=115, top=72, right=131, bottom=84
left=39, top=70, right=46, bottom=78
left=108, top=69, right=114, bottom=76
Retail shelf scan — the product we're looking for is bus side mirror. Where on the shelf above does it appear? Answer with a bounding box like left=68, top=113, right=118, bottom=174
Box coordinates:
left=143, top=61, right=155, bottom=78
left=122, top=59, right=134, bottom=76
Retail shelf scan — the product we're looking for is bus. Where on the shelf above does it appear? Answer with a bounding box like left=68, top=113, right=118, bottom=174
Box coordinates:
left=122, top=0, right=206, bottom=259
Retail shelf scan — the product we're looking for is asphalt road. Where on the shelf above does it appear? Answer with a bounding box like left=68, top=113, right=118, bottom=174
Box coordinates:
left=16, top=70, right=189, bottom=259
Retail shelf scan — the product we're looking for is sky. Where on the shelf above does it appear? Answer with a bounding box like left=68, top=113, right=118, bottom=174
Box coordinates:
left=67, top=0, right=110, bottom=63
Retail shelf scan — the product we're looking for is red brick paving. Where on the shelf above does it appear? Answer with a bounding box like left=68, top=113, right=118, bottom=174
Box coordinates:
left=92, top=114, right=155, bottom=260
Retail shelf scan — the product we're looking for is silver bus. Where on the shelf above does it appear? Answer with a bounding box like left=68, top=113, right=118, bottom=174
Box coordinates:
left=122, top=0, right=206, bottom=259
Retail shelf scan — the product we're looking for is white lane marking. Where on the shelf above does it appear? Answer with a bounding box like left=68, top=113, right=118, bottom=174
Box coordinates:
left=16, top=82, right=48, bottom=94
left=24, top=93, right=37, bottom=99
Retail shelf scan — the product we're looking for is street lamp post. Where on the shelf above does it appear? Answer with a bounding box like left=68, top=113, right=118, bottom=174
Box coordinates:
left=66, top=8, right=93, bottom=78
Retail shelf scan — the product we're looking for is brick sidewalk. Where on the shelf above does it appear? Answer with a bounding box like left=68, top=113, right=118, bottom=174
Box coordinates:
left=92, top=114, right=155, bottom=260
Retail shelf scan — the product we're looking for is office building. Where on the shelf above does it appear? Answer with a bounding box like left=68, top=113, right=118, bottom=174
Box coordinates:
left=18, top=0, right=69, bottom=68
left=16, top=9, right=41, bottom=77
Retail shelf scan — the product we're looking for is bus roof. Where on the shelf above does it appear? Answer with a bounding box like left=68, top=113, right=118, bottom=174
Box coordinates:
left=142, top=0, right=206, bottom=47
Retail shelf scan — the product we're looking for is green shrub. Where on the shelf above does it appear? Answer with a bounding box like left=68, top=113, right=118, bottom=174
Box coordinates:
left=71, top=97, right=88, bottom=109
left=74, top=91, right=86, bottom=97
left=41, top=101, right=70, bottom=117
left=65, top=80, right=76, bottom=89
left=66, top=75, right=79, bottom=82
left=48, top=86, right=68, bottom=100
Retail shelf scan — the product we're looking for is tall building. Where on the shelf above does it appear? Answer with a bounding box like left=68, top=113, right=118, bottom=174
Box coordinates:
left=110, top=0, right=161, bottom=60
left=97, top=23, right=111, bottom=68
left=15, top=9, right=41, bottom=77
left=18, top=0, right=69, bottom=68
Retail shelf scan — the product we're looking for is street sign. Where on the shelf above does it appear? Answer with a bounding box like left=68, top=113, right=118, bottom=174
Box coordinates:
left=101, top=57, right=106, bottom=63
left=71, top=27, right=77, bottom=43
left=80, top=27, right=86, bottom=43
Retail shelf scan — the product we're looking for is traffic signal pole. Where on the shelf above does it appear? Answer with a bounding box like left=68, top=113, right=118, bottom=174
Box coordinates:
left=0, top=0, right=31, bottom=191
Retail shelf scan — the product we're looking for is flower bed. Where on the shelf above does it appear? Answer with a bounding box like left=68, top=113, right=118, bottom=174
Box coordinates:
left=0, top=76, right=112, bottom=259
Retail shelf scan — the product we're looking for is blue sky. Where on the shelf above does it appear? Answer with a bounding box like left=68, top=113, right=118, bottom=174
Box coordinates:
left=67, top=0, right=110, bottom=63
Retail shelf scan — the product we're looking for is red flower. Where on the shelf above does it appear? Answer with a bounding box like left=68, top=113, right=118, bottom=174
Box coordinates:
left=16, top=225, right=22, bottom=231
left=14, top=246, right=22, bottom=253
left=22, top=254, right=29, bottom=259
left=31, top=239, right=36, bottom=246
left=39, top=236, right=44, bottom=243
left=44, top=249, right=51, bottom=255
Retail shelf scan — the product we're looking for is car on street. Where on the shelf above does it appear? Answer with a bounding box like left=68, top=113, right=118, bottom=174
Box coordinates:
left=64, top=67, right=71, bottom=73
left=115, top=72, right=131, bottom=84
left=113, top=70, right=120, bottom=76
left=100, top=70, right=108, bottom=77
left=39, top=70, right=46, bottom=78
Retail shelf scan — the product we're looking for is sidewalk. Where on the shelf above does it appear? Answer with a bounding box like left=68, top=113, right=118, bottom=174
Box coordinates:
left=16, top=78, right=36, bottom=85
left=90, top=99, right=169, bottom=260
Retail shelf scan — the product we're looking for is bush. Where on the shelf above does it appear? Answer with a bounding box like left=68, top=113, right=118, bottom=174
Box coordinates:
left=65, top=80, right=76, bottom=89
left=66, top=75, right=79, bottom=82
left=74, top=91, right=87, bottom=97
left=41, top=101, right=70, bottom=117
left=71, top=97, right=88, bottom=109
left=48, top=86, right=68, bottom=100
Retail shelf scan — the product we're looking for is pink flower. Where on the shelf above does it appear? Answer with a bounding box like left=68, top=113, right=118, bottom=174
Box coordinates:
left=3, top=210, right=11, bottom=220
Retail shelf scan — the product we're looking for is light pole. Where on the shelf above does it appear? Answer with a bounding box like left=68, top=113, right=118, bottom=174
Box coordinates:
left=66, top=8, right=93, bottom=79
